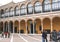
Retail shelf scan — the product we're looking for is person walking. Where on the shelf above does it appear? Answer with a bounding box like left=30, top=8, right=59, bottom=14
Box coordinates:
left=42, top=30, right=47, bottom=42
left=51, top=30, right=57, bottom=42
left=42, top=30, right=45, bottom=42
left=45, top=31, right=47, bottom=42
left=50, top=32, right=52, bottom=41
left=1, top=32, right=4, bottom=38
left=57, top=30, right=60, bottom=42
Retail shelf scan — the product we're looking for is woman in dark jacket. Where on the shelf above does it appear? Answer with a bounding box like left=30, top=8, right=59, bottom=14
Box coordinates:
left=42, top=30, right=47, bottom=42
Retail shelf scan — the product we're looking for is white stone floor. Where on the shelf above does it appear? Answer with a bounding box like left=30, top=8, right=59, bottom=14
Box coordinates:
left=0, top=34, right=54, bottom=42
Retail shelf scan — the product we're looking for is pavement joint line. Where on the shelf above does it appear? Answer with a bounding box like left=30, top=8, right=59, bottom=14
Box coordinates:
left=29, top=35, right=42, bottom=39
left=10, top=34, right=13, bottom=42
left=26, top=35, right=41, bottom=42
left=18, top=34, right=28, bottom=42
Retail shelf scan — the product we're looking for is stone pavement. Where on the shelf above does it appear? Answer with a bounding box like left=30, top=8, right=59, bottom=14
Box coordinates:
left=0, top=38, right=11, bottom=42
left=13, top=34, right=25, bottom=42
left=0, top=34, right=55, bottom=42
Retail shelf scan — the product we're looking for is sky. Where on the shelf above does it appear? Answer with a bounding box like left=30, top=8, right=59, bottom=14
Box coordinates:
left=0, top=0, right=25, bottom=6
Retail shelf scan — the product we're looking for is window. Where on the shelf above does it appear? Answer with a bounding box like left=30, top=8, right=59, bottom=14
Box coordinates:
left=52, top=0, right=58, bottom=11
left=58, top=0, right=60, bottom=1
left=1, top=9, right=4, bottom=18
left=27, top=3, right=33, bottom=14
left=44, top=0, right=51, bottom=12
left=20, top=5, right=26, bottom=15
left=34, top=2, right=42, bottom=13
left=9, top=7, right=14, bottom=17
left=52, top=0, right=58, bottom=2
left=15, top=6, right=20, bottom=16
left=58, top=0, right=60, bottom=9
left=5, top=9, right=9, bottom=18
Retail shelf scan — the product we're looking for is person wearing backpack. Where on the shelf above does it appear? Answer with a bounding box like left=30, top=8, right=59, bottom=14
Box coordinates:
left=57, top=30, right=60, bottom=42
left=51, top=30, right=57, bottom=42
left=42, top=30, right=47, bottom=42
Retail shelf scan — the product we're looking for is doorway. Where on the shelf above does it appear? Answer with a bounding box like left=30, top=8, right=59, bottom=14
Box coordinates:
left=14, top=27, right=17, bottom=33
left=30, top=23, right=33, bottom=34
left=20, top=30, right=24, bottom=34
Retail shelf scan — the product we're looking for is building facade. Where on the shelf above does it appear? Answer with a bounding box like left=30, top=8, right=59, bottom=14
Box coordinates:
left=0, top=0, right=60, bottom=34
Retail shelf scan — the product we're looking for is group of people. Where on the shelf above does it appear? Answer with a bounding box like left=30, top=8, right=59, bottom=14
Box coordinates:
left=42, top=30, right=60, bottom=42
left=1, top=32, right=10, bottom=38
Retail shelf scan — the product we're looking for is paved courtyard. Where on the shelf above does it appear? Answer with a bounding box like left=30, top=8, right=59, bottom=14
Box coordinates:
left=0, top=34, right=54, bottom=42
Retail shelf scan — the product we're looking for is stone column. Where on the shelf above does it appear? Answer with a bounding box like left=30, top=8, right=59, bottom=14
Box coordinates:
left=8, top=22, right=9, bottom=32
left=19, top=21, right=20, bottom=34
left=3, top=22, right=5, bottom=32
left=26, top=21, right=27, bottom=34
left=41, top=20, right=43, bottom=32
left=51, top=19, right=53, bottom=32
left=13, top=22, right=14, bottom=33
left=6, top=23, right=7, bottom=32
left=33, top=21, right=35, bottom=34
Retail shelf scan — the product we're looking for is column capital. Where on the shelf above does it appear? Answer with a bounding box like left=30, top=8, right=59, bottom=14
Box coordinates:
left=19, top=20, right=20, bottom=22
left=25, top=20, right=27, bottom=23
left=13, top=21, right=14, bottom=23
left=3, top=21, right=5, bottom=23
left=8, top=21, right=9, bottom=23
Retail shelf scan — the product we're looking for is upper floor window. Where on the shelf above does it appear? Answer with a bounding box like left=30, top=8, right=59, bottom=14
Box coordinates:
left=58, top=0, right=60, bottom=1
left=34, top=2, right=42, bottom=13
left=52, top=0, right=58, bottom=2
left=9, top=7, right=14, bottom=17
left=1, top=9, right=4, bottom=14
left=52, top=0, right=58, bottom=11
left=58, top=0, right=60, bottom=9
left=15, top=6, right=20, bottom=16
left=20, top=5, right=26, bottom=15
left=44, top=0, right=51, bottom=12
left=27, top=3, right=33, bottom=14
left=5, top=8, right=9, bottom=17
left=1, top=9, right=4, bottom=18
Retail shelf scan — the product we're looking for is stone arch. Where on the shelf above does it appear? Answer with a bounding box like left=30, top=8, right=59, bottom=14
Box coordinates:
left=34, top=1, right=42, bottom=13
left=9, top=7, right=14, bottom=17
left=43, top=18, right=51, bottom=34
left=1, top=9, right=4, bottom=14
left=27, top=2, right=33, bottom=14
left=20, top=20, right=26, bottom=34
left=14, top=20, right=19, bottom=33
left=9, top=7, right=13, bottom=11
left=52, top=17, right=60, bottom=32
left=9, top=21, right=13, bottom=33
left=5, top=8, right=8, bottom=12
left=43, top=0, right=51, bottom=12
left=27, top=19, right=33, bottom=34
left=4, top=21, right=8, bottom=32
left=0, top=22, right=3, bottom=33
left=34, top=1, right=41, bottom=4
left=34, top=18, right=41, bottom=34
left=20, top=4, right=26, bottom=15
left=33, top=0, right=42, bottom=4
left=14, top=6, right=19, bottom=16
left=1, top=9, right=4, bottom=18
left=27, top=2, right=32, bottom=5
